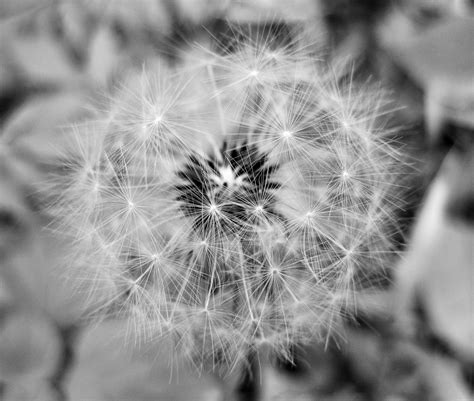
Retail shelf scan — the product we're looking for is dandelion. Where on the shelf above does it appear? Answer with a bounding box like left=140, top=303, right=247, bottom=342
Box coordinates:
left=41, top=25, right=413, bottom=373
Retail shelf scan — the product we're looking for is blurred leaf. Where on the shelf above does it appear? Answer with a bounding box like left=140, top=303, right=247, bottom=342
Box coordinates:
left=388, top=17, right=474, bottom=134
left=3, top=91, right=91, bottom=161
left=0, top=143, right=97, bottom=325
left=57, top=2, right=93, bottom=57
left=227, top=0, right=322, bottom=22
left=9, top=34, right=80, bottom=86
left=396, top=148, right=474, bottom=359
left=66, top=320, right=224, bottom=401
left=0, top=312, right=60, bottom=382
left=86, top=26, right=121, bottom=86
left=85, top=0, right=172, bottom=36
left=344, top=330, right=472, bottom=400
left=174, top=0, right=230, bottom=24
left=260, top=344, right=344, bottom=401
left=3, top=379, right=55, bottom=401
left=0, top=0, right=53, bottom=20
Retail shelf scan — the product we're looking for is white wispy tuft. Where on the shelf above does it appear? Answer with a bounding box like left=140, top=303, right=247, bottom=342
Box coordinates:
left=41, top=26, right=413, bottom=373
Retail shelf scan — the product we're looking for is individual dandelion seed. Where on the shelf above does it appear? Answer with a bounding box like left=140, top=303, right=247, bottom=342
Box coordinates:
left=102, top=60, right=219, bottom=168
left=42, top=25, right=415, bottom=373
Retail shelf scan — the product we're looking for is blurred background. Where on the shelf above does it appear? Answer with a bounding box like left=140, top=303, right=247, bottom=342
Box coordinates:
left=0, top=1, right=472, bottom=400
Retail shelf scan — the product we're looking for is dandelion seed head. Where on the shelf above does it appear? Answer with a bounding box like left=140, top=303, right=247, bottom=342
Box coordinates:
left=40, top=24, right=417, bottom=373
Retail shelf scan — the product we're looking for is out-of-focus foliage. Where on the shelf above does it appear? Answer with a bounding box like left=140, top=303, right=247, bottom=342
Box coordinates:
left=66, top=320, right=223, bottom=401
left=0, top=1, right=473, bottom=400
